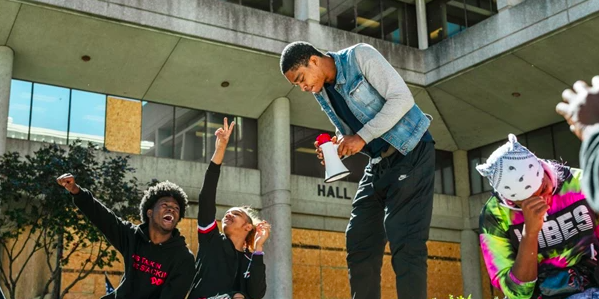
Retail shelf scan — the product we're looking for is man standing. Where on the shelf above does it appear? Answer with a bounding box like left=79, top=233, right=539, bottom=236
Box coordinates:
left=280, top=42, right=435, bottom=299
left=56, top=175, right=195, bottom=299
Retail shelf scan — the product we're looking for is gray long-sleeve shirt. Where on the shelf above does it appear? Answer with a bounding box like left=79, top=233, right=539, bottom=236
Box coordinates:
left=352, top=44, right=415, bottom=144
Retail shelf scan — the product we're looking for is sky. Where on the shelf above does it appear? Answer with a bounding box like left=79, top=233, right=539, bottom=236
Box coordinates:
left=8, top=79, right=106, bottom=138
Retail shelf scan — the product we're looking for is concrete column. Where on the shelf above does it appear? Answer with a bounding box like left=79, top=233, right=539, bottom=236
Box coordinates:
left=0, top=46, right=14, bottom=155
left=453, top=150, right=470, bottom=200
left=415, top=0, right=428, bottom=50
left=497, top=0, right=525, bottom=12
left=258, top=97, right=292, bottom=299
left=453, top=150, right=483, bottom=298
left=461, top=229, right=483, bottom=299
left=294, top=0, right=320, bottom=22
left=453, top=150, right=472, bottom=227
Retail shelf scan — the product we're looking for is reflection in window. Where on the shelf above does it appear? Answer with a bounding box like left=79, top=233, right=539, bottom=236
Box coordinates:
left=7, top=80, right=32, bottom=140
left=291, top=126, right=327, bottom=179
left=29, top=83, right=70, bottom=145
left=319, top=0, right=418, bottom=47
left=382, top=0, right=418, bottom=47
left=141, top=103, right=175, bottom=158
left=435, top=150, right=455, bottom=195
left=526, top=127, right=553, bottom=160
left=206, top=112, right=237, bottom=166
left=427, top=0, right=497, bottom=46
left=69, top=90, right=106, bottom=146
left=236, top=117, right=258, bottom=169
left=139, top=106, right=258, bottom=169
left=291, top=126, right=370, bottom=183
left=174, top=107, right=207, bottom=162
left=6, top=80, right=257, bottom=168
left=468, top=149, right=482, bottom=195
left=552, top=122, right=581, bottom=168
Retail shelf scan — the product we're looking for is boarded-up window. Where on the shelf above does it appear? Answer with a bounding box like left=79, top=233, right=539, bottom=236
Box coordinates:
left=105, top=96, right=141, bottom=154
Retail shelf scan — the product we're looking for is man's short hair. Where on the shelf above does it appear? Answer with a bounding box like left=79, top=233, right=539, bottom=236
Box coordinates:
left=139, top=181, right=188, bottom=224
left=280, top=41, right=324, bottom=74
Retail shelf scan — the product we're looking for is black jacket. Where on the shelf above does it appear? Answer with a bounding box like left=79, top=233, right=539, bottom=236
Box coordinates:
left=73, top=189, right=195, bottom=299
left=188, top=162, right=267, bottom=299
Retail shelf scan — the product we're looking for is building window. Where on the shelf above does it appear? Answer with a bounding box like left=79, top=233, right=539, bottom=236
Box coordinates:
left=141, top=102, right=175, bottom=158
left=141, top=106, right=258, bottom=168
left=223, top=0, right=294, bottom=17
left=291, top=126, right=369, bottom=183
left=291, top=125, right=456, bottom=194
left=320, top=0, right=418, bottom=47
left=29, top=83, right=70, bottom=144
left=174, top=107, right=207, bottom=162
left=7, top=79, right=258, bottom=169
left=105, top=96, right=142, bottom=154
left=69, top=90, right=106, bottom=147
left=7, top=80, right=32, bottom=140
left=468, top=121, right=582, bottom=195
left=235, top=117, right=258, bottom=169
left=435, top=150, right=455, bottom=195
left=427, top=0, right=497, bottom=46
left=552, top=122, right=581, bottom=168
left=8, top=80, right=109, bottom=147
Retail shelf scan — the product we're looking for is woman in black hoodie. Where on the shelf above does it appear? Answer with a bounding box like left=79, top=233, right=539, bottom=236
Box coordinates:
left=56, top=175, right=195, bottom=299
left=189, top=117, right=270, bottom=299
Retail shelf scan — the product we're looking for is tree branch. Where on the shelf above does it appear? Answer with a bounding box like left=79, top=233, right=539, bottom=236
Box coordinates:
left=0, top=247, right=13, bottom=298
left=13, top=230, right=44, bottom=286
left=13, top=215, right=42, bottom=261
left=41, top=230, right=56, bottom=297
left=60, top=238, right=103, bottom=298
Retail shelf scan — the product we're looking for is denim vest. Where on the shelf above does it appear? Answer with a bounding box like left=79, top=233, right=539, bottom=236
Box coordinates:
left=313, top=45, right=431, bottom=156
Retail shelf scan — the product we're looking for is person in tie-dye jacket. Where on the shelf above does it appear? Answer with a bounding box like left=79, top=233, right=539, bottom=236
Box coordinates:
left=478, top=134, right=599, bottom=299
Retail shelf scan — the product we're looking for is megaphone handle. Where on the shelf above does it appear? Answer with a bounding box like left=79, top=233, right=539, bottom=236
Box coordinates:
left=333, top=143, right=343, bottom=157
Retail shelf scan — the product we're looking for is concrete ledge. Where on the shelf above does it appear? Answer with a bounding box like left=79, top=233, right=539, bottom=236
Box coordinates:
left=292, top=213, right=349, bottom=232
left=9, top=0, right=599, bottom=87
left=424, top=0, right=599, bottom=85
left=430, top=227, right=461, bottom=243
left=22, top=0, right=426, bottom=84
left=469, top=193, right=491, bottom=219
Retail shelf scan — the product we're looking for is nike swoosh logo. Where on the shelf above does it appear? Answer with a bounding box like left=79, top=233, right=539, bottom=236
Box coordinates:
left=398, top=175, right=409, bottom=181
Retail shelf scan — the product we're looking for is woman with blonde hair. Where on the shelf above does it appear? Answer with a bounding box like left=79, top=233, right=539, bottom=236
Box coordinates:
left=188, top=118, right=270, bottom=299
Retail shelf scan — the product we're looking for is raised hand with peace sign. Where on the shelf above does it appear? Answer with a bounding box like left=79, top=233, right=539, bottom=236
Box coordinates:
left=211, top=117, right=236, bottom=165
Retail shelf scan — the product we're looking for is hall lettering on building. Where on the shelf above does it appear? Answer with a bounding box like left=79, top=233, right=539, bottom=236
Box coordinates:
left=317, top=184, right=352, bottom=199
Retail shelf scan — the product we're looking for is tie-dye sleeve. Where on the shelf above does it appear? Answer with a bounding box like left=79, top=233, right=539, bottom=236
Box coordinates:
left=480, top=201, right=537, bottom=299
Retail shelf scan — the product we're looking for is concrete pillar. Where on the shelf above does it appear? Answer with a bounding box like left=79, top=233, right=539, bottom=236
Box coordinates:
left=497, top=0, right=525, bottom=12
left=461, top=229, right=483, bottom=299
left=415, top=0, right=428, bottom=50
left=0, top=46, right=14, bottom=155
left=453, top=150, right=483, bottom=298
left=453, top=150, right=470, bottom=200
left=258, top=97, right=292, bottom=299
left=294, top=0, right=320, bottom=22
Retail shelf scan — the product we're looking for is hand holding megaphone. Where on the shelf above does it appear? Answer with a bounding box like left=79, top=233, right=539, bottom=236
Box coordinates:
left=315, top=134, right=351, bottom=183
left=314, top=135, right=341, bottom=166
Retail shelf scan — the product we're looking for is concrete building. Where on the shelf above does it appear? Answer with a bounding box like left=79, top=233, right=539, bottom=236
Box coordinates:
left=0, top=0, right=598, bottom=298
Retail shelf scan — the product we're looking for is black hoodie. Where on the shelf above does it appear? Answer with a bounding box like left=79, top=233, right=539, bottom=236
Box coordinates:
left=188, top=162, right=267, bottom=299
left=73, top=188, right=195, bottom=299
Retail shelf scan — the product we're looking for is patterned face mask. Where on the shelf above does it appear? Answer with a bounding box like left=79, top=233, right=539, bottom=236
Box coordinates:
left=476, top=134, right=544, bottom=205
